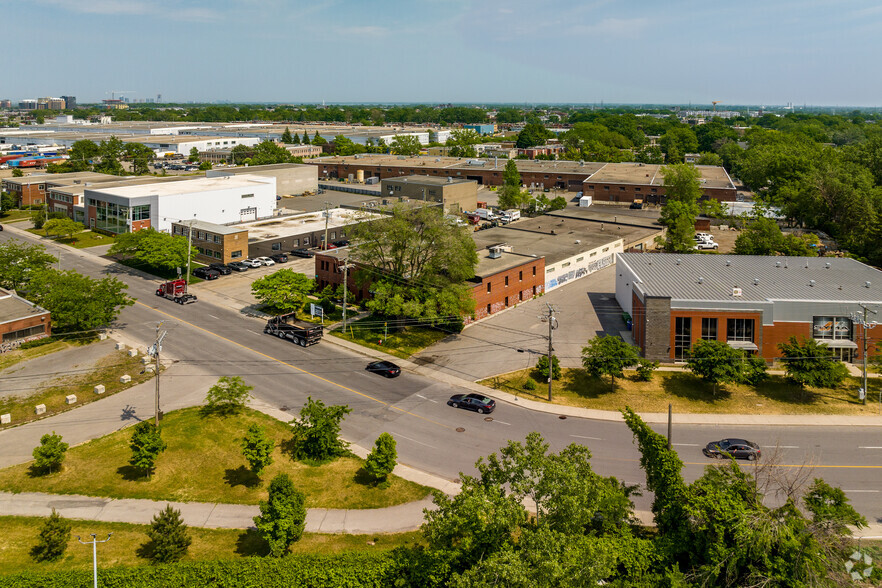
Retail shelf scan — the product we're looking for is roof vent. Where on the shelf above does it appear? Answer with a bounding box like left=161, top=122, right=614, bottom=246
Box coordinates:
left=698, top=277, right=704, bottom=284
left=805, top=262, right=809, bottom=268
left=775, top=261, right=781, bottom=268
left=866, top=281, right=872, bottom=288
left=825, top=262, right=831, bottom=269
left=732, top=287, right=742, bottom=297
left=754, top=278, right=759, bottom=285
left=809, top=280, right=816, bottom=287
left=676, top=258, right=681, bottom=265
left=726, top=260, right=731, bottom=266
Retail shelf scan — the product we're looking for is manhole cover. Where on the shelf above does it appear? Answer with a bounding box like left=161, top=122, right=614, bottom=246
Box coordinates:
left=484, top=417, right=493, bottom=422
left=279, top=406, right=289, bottom=412
left=559, top=415, right=567, bottom=420
left=456, top=427, right=465, bottom=433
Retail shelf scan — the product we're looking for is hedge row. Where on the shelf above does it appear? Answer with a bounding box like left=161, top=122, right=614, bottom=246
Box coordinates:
left=0, top=552, right=394, bottom=588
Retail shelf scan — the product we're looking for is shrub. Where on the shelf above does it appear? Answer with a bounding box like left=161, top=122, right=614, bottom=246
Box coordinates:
left=523, top=378, right=537, bottom=391
left=145, top=505, right=192, bottom=563
left=18, top=336, right=57, bottom=350
left=204, top=376, right=253, bottom=415
left=364, top=432, right=397, bottom=487
left=634, top=359, right=659, bottom=382
left=534, top=355, right=561, bottom=381
left=31, top=509, right=71, bottom=562
left=242, top=423, right=274, bottom=476
left=254, top=474, right=307, bottom=557
left=32, top=432, right=68, bottom=474
left=289, top=397, right=351, bottom=463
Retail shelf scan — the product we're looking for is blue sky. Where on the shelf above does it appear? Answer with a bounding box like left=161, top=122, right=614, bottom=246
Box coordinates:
left=5, top=0, right=881, bottom=106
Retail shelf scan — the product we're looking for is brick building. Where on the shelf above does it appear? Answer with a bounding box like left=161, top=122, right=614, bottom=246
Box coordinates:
left=583, top=162, right=736, bottom=204
left=0, top=288, right=50, bottom=353
left=616, top=253, right=882, bottom=363
left=380, top=175, right=478, bottom=214
left=3, top=172, right=118, bottom=208
left=171, top=220, right=249, bottom=264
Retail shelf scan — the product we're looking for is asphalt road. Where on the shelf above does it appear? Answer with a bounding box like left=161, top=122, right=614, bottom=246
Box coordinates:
left=2, top=229, right=881, bottom=522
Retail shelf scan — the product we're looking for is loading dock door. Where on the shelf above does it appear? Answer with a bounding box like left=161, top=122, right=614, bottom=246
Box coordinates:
left=240, top=207, right=257, bottom=222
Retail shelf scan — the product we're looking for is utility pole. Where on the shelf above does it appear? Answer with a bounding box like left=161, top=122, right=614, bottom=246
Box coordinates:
left=341, top=256, right=353, bottom=333
left=77, top=533, right=112, bottom=588
left=323, top=202, right=332, bottom=250
left=539, top=303, right=558, bottom=402
left=667, top=404, right=673, bottom=450
left=851, top=304, right=878, bottom=405
left=150, top=322, right=167, bottom=428
left=185, top=217, right=195, bottom=287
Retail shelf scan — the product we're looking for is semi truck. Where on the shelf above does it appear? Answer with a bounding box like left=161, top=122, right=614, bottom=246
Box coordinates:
left=155, top=279, right=197, bottom=304
left=264, top=313, right=323, bottom=347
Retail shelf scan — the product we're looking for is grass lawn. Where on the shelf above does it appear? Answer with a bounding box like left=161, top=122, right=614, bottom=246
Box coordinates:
left=26, top=228, right=117, bottom=249
left=0, top=516, right=421, bottom=574
left=0, top=209, right=33, bottom=222
left=0, top=407, right=432, bottom=509
left=331, top=317, right=450, bottom=359
left=480, top=368, right=880, bottom=415
left=115, top=257, right=205, bottom=285
left=0, top=350, right=152, bottom=430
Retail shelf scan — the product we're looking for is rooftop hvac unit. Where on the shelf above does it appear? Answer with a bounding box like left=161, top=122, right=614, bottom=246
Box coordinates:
left=488, top=246, right=504, bottom=259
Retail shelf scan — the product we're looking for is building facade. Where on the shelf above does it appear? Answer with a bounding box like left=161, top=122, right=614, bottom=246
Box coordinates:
left=0, top=288, right=51, bottom=353
left=170, top=220, right=249, bottom=264
left=207, top=163, right=318, bottom=197
left=2, top=172, right=118, bottom=208
left=380, top=175, right=478, bottom=213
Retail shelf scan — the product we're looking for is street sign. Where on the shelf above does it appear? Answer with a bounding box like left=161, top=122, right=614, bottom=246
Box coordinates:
left=310, top=303, right=323, bottom=317
left=859, top=387, right=866, bottom=400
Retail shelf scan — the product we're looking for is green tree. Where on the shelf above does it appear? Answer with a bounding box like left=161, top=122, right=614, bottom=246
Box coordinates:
left=25, top=270, right=133, bottom=333
left=390, top=134, right=422, bottom=156
left=685, top=339, right=745, bottom=395
left=188, top=146, right=200, bottom=162
left=346, top=206, right=478, bottom=323
left=289, top=397, right=351, bottom=462
left=657, top=164, right=701, bottom=252
left=249, top=141, right=294, bottom=165
left=129, top=421, right=167, bottom=479
left=497, top=159, right=530, bottom=210
left=659, top=127, right=698, bottom=163
left=124, top=143, right=155, bottom=175
left=109, top=228, right=195, bottom=272
left=42, top=217, right=83, bottom=240
left=635, top=145, right=665, bottom=164
left=447, top=129, right=480, bottom=158
left=145, top=505, right=192, bottom=563
left=581, top=335, right=640, bottom=391
left=515, top=122, right=552, bottom=149
left=634, top=359, right=659, bottom=382
left=198, top=161, right=212, bottom=171
left=66, top=139, right=100, bottom=172
left=95, top=136, right=125, bottom=175
left=534, top=354, right=561, bottom=381
left=281, top=127, right=293, bottom=144
left=548, top=196, right=567, bottom=210
left=695, top=152, right=723, bottom=166
left=31, top=509, right=72, bottom=562
left=204, top=376, right=253, bottom=414
left=251, top=269, right=314, bottom=314
left=1, top=190, right=17, bottom=212
left=311, top=133, right=327, bottom=146
left=301, top=131, right=311, bottom=145
left=777, top=336, right=849, bottom=389
left=30, top=205, right=47, bottom=230
left=0, top=241, right=56, bottom=290
left=734, top=215, right=784, bottom=255
left=32, top=432, right=68, bottom=474
left=12, top=168, right=23, bottom=177
left=230, top=144, right=254, bottom=165
left=364, top=432, right=397, bottom=487
left=241, top=423, right=274, bottom=476
left=292, top=132, right=301, bottom=144
left=332, top=135, right=362, bottom=156
left=254, top=473, right=306, bottom=557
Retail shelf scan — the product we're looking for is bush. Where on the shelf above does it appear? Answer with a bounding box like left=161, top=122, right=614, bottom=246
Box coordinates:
left=18, top=336, right=58, bottom=350
left=364, top=432, right=397, bottom=487
left=522, top=378, right=537, bottom=391
left=254, top=474, right=307, bottom=557
left=145, top=505, right=192, bottom=563
left=634, top=359, right=659, bottom=382
left=204, top=376, right=253, bottom=415
left=31, top=509, right=71, bottom=562
left=534, top=355, right=561, bottom=381
left=32, top=432, right=68, bottom=474
left=289, top=397, right=351, bottom=463
left=320, top=297, right=337, bottom=315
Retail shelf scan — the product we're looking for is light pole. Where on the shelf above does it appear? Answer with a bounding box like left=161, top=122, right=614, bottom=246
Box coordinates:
left=539, top=304, right=558, bottom=402
left=850, top=305, right=878, bottom=405
left=77, top=532, right=112, bottom=588
left=185, top=216, right=196, bottom=287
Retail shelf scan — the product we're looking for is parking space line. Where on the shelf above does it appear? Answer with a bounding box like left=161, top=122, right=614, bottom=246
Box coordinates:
left=390, top=432, right=436, bottom=449
left=493, top=420, right=511, bottom=426
left=570, top=434, right=602, bottom=440
left=763, top=445, right=799, bottom=449
left=672, top=443, right=700, bottom=447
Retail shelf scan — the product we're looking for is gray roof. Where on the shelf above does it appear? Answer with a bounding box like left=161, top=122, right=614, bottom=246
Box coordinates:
left=619, top=253, right=882, bottom=303
left=171, top=219, right=246, bottom=236
left=0, top=288, right=49, bottom=325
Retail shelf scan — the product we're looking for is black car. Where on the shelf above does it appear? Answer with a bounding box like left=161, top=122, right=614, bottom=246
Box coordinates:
left=332, top=239, right=350, bottom=248
left=270, top=253, right=289, bottom=263
left=703, top=438, right=761, bottom=461
left=366, top=360, right=401, bottom=378
left=447, top=393, right=496, bottom=414
left=208, top=263, right=232, bottom=275
left=630, top=202, right=644, bottom=209
left=192, top=267, right=220, bottom=280
left=290, top=249, right=315, bottom=258
left=227, top=261, right=250, bottom=272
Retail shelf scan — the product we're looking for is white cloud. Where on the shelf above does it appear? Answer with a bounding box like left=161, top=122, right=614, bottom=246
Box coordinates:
left=33, top=0, right=220, bottom=21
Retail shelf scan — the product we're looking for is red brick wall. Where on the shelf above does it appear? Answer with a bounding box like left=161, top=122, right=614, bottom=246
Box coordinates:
left=470, top=259, right=545, bottom=321
left=669, top=310, right=764, bottom=359
left=632, top=292, right=645, bottom=352
left=584, top=183, right=736, bottom=203
left=0, top=312, right=51, bottom=342
left=131, top=219, right=151, bottom=231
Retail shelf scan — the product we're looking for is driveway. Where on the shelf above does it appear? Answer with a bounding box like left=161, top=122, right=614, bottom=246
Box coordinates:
left=412, top=265, right=627, bottom=381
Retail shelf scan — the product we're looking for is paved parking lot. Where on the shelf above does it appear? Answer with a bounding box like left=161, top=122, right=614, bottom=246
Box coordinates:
left=189, top=256, right=317, bottom=309
left=411, top=265, right=628, bottom=382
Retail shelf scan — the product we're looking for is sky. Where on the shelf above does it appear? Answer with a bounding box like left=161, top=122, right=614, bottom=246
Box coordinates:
left=4, top=0, right=882, bottom=106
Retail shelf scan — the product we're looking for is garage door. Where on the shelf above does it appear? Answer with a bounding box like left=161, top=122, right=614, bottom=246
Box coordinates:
left=239, top=207, right=257, bottom=222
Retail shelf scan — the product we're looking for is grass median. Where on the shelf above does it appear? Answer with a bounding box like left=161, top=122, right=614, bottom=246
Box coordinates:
left=0, top=516, right=421, bottom=575
left=0, top=407, right=432, bottom=509
left=26, top=228, right=117, bottom=249
left=481, top=368, right=879, bottom=415
left=330, top=317, right=450, bottom=359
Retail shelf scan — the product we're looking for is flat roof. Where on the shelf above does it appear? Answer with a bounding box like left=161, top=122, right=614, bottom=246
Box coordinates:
left=281, top=191, right=383, bottom=213
left=586, top=162, right=735, bottom=190
left=0, top=288, right=48, bottom=324
left=382, top=175, right=476, bottom=186
left=2, top=172, right=119, bottom=186
left=170, top=219, right=246, bottom=235
left=214, top=163, right=315, bottom=173
left=474, top=248, right=543, bottom=277
left=235, top=208, right=383, bottom=242
left=619, top=253, right=882, bottom=303
left=311, top=154, right=607, bottom=175
left=88, top=174, right=273, bottom=198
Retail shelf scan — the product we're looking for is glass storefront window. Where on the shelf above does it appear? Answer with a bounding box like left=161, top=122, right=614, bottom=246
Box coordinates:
left=813, top=316, right=853, bottom=340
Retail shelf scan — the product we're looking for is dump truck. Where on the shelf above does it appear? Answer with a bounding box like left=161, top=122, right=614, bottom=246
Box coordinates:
left=155, top=279, right=197, bottom=304
left=264, top=313, right=323, bottom=347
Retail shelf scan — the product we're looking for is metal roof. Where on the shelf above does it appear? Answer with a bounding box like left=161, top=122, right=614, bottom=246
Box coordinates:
left=619, top=253, right=882, bottom=304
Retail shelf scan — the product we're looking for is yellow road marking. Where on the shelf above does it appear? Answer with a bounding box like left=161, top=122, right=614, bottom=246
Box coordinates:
left=136, top=300, right=452, bottom=430
left=597, top=455, right=882, bottom=469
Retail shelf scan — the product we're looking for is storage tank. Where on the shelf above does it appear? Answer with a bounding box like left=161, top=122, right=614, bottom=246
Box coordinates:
left=356, top=169, right=364, bottom=183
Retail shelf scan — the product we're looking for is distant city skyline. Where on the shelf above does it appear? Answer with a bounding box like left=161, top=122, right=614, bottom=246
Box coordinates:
left=6, top=0, right=882, bottom=106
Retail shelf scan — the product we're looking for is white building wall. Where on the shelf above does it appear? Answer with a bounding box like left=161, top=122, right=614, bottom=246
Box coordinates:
left=543, top=239, right=623, bottom=293
left=152, top=177, right=276, bottom=232
left=615, top=257, right=639, bottom=316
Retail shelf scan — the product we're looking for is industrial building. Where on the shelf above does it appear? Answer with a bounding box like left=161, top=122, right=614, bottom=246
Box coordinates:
left=85, top=175, right=276, bottom=234
left=0, top=288, right=51, bottom=352
left=206, top=163, right=318, bottom=197
left=241, top=208, right=383, bottom=258
left=616, top=253, right=882, bottom=363
left=2, top=172, right=119, bottom=208
left=380, top=175, right=478, bottom=214
left=583, top=162, right=736, bottom=204
left=47, top=176, right=193, bottom=222
left=170, top=220, right=249, bottom=264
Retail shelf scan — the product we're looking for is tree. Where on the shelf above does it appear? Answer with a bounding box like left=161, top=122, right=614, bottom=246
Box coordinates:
left=242, top=423, right=274, bottom=477
left=777, top=336, right=849, bottom=389
left=695, top=152, right=723, bottom=166
left=253, top=473, right=306, bottom=557
left=31, top=509, right=72, bottom=562
left=145, top=505, right=192, bottom=563
left=534, top=355, right=561, bottom=381
left=129, top=421, right=167, bottom=479
left=390, top=134, right=422, bottom=156
left=447, top=129, right=480, bottom=158
left=124, top=143, right=155, bottom=175
left=32, top=432, right=68, bottom=474
left=66, top=139, right=100, bottom=172
left=204, top=376, right=253, bottom=414
left=249, top=141, right=295, bottom=165
left=516, top=123, right=552, bottom=149
left=548, top=196, right=567, bottom=210
left=581, top=335, right=640, bottom=391
left=657, top=164, right=701, bottom=252
left=12, top=168, right=23, bottom=177
left=634, top=359, right=659, bottom=382
left=188, top=146, right=200, bottom=162
left=685, top=339, right=746, bottom=395
left=497, top=159, right=530, bottom=210
left=25, top=270, right=133, bottom=333
left=251, top=269, right=314, bottom=314
left=109, top=228, right=195, bottom=271
left=734, top=215, right=784, bottom=255
left=30, top=205, right=47, bottom=230
left=0, top=241, right=56, bottom=290
left=281, top=127, right=293, bottom=144
left=198, top=161, right=212, bottom=171
left=292, top=132, right=301, bottom=144
left=311, top=133, right=327, bottom=146
left=364, top=432, right=397, bottom=487
left=332, top=135, right=362, bottom=156
left=230, top=144, right=254, bottom=165
left=288, top=397, right=351, bottom=462
left=95, top=136, right=125, bottom=175
left=346, top=206, right=478, bottom=323
left=301, top=131, right=311, bottom=145
left=659, top=127, right=698, bottom=163
left=42, top=217, right=83, bottom=240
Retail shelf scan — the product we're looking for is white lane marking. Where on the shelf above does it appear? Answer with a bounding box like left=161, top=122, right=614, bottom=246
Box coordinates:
left=763, top=445, right=799, bottom=449
left=207, top=314, right=219, bottom=320
left=415, top=394, right=438, bottom=404
left=672, top=443, right=700, bottom=447
left=858, top=446, right=882, bottom=449
left=843, top=490, right=880, bottom=493
left=248, top=330, right=263, bottom=335
left=493, top=420, right=511, bottom=426
left=570, top=435, right=602, bottom=441
left=391, top=432, right=436, bottom=449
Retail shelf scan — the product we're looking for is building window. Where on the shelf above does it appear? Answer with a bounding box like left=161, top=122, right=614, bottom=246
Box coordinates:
left=561, top=262, right=570, bottom=268
left=231, top=250, right=242, bottom=258
left=486, top=304, right=491, bottom=314
left=674, top=317, right=691, bottom=360
left=547, top=267, right=555, bottom=273
left=487, top=282, right=491, bottom=293
left=727, top=318, right=754, bottom=342
left=2, top=324, right=46, bottom=343
left=701, top=318, right=717, bottom=341
left=330, top=232, right=337, bottom=239
left=272, top=243, right=281, bottom=251
left=214, top=235, right=221, bottom=244
left=504, top=276, right=509, bottom=287
left=590, top=252, right=597, bottom=257
left=293, top=238, right=300, bottom=247
left=505, top=296, right=509, bottom=307
left=602, top=247, right=609, bottom=252
left=241, top=193, right=254, bottom=199
left=519, top=271, right=523, bottom=281
left=303, top=237, right=310, bottom=245
left=133, top=205, right=151, bottom=221
left=213, top=250, right=221, bottom=259
left=532, top=266, right=536, bottom=276
left=813, top=317, right=853, bottom=340
left=576, top=257, right=584, bottom=262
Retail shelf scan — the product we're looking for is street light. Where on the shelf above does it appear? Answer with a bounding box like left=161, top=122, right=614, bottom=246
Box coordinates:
left=77, top=533, right=112, bottom=588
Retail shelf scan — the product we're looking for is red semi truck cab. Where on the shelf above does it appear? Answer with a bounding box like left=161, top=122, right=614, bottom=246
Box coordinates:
left=155, top=279, right=197, bottom=304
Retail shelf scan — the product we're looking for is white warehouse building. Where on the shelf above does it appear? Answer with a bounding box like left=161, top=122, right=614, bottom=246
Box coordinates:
left=84, top=175, right=276, bottom=234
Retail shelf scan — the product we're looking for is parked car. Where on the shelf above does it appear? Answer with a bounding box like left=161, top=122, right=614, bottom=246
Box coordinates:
left=703, top=439, right=761, bottom=461
left=290, top=249, right=315, bottom=258
left=365, top=360, right=401, bottom=378
left=255, top=256, right=276, bottom=266
left=630, top=201, right=644, bottom=209
left=332, top=239, right=350, bottom=248
left=208, top=263, right=232, bottom=275
left=694, top=241, right=719, bottom=250
left=242, top=258, right=263, bottom=268
left=318, top=243, right=338, bottom=251
left=227, top=261, right=250, bottom=271
left=269, top=253, right=289, bottom=263
left=447, top=393, right=496, bottom=414
left=192, top=267, right=220, bottom=280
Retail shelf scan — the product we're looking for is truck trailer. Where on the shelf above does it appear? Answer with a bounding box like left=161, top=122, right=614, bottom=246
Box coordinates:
left=264, top=313, right=323, bottom=347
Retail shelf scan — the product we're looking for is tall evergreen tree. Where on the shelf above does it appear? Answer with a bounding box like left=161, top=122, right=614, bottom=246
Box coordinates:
left=280, top=127, right=293, bottom=144
left=145, top=505, right=192, bottom=563
left=292, top=132, right=301, bottom=144
left=32, top=509, right=72, bottom=562
left=301, top=131, right=311, bottom=145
